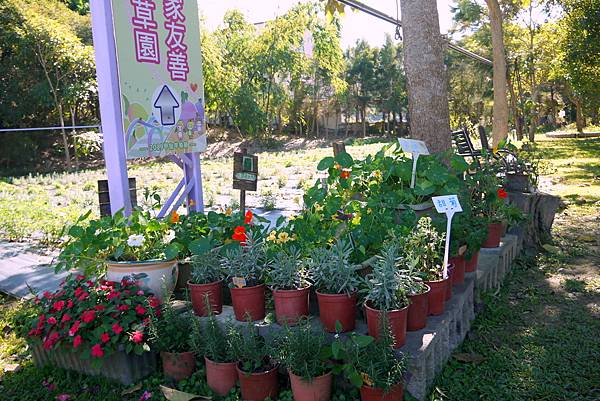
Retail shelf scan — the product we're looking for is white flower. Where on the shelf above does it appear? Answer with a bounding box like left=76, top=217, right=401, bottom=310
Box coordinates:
left=164, top=230, right=176, bottom=244
left=127, top=234, right=145, bottom=247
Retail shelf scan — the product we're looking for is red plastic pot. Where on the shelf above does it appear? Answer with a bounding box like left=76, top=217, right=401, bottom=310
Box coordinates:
left=188, top=280, right=223, bottom=316
left=424, top=278, right=448, bottom=316
left=360, top=383, right=404, bottom=401
left=205, top=356, right=237, bottom=396
left=445, top=265, right=454, bottom=301
left=465, top=250, right=480, bottom=272
left=365, top=302, right=409, bottom=348
left=449, top=255, right=465, bottom=286
left=230, top=284, right=265, bottom=321
left=289, top=370, right=332, bottom=401
left=483, top=222, right=503, bottom=248
left=160, top=351, right=195, bottom=381
left=272, top=286, right=310, bottom=325
left=407, top=285, right=430, bottom=331
left=237, top=364, right=279, bottom=401
left=316, top=291, right=357, bottom=333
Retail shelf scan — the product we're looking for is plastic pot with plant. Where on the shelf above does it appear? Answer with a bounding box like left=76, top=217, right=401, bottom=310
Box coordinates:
left=230, top=323, right=279, bottom=401
left=273, top=320, right=333, bottom=401
left=400, top=264, right=430, bottom=332
left=188, top=249, right=224, bottom=316
left=147, top=300, right=195, bottom=381
left=363, top=242, right=410, bottom=348
left=222, top=232, right=269, bottom=321
left=266, top=246, right=311, bottom=325
left=308, top=240, right=364, bottom=333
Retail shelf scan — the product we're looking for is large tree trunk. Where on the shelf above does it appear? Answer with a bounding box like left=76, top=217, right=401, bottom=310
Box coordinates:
left=484, top=0, right=510, bottom=146
left=399, top=0, right=451, bottom=153
left=574, top=97, right=585, bottom=133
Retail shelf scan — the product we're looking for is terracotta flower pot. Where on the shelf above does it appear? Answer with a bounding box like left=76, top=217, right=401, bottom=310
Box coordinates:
left=465, top=250, right=480, bottom=272
left=445, top=265, right=454, bottom=301
left=160, top=351, right=195, bottom=381
left=230, top=284, right=265, bottom=321
left=272, top=286, right=310, bottom=325
left=237, top=364, right=279, bottom=401
left=316, top=291, right=357, bottom=333
left=289, top=370, right=333, bottom=401
left=424, top=278, right=448, bottom=316
left=360, top=383, right=403, bottom=401
left=188, top=280, right=223, bottom=317
left=407, top=285, right=430, bottom=331
left=205, top=356, right=237, bottom=396
left=106, top=259, right=178, bottom=301
left=449, top=255, right=465, bottom=286
left=483, top=222, right=503, bottom=248
left=365, top=302, right=409, bottom=348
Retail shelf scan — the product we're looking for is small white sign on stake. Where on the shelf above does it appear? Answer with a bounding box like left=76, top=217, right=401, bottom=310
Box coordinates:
left=432, top=195, right=463, bottom=279
left=398, top=138, right=430, bottom=188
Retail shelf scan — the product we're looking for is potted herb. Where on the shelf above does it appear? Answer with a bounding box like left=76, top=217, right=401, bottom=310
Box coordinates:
left=363, top=242, right=410, bottom=348
left=229, top=323, right=279, bottom=401
left=222, top=232, right=269, bottom=321
left=191, top=312, right=238, bottom=396
left=347, top=321, right=407, bottom=401
left=267, top=246, right=311, bottom=325
left=57, top=209, right=181, bottom=300
left=403, top=217, right=449, bottom=316
left=464, top=216, right=487, bottom=272
left=25, top=275, right=157, bottom=384
left=273, top=320, right=333, bottom=401
left=308, top=240, right=363, bottom=333
left=147, top=300, right=195, bottom=381
left=188, top=249, right=223, bottom=316
left=398, top=257, right=430, bottom=332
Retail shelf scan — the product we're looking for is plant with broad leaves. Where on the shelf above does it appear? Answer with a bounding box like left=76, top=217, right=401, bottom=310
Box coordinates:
left=401, top=217, right=445, bottom=281
left=308, top=240, right=363, bottom=295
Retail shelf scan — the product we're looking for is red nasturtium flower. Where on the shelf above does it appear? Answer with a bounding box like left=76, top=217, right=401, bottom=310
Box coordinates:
left=244, top=210, right=253, bottom=224
left=130, top=331, right=144, bottom=344
left=91, top=344, right=104, bottom=358
left=232, top=225, right=247, bottom=243
left=497, top=188, right=508, bottom=199
left=340, top=170, right=351, bottom=179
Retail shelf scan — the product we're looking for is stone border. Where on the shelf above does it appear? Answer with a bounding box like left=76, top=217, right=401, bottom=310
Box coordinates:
left=546, top=131, right=600, bottom=138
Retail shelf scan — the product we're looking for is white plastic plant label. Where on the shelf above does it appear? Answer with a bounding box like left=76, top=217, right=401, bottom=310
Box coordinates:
left=398, top=138, right=430, bottom=188
left=232, top=277, right=246, bottom=288
left=432, top=195, right=463, bottom=279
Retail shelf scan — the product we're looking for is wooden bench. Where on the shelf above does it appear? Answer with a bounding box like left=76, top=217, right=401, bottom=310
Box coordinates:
left=451, top=126, right=519, bottom=172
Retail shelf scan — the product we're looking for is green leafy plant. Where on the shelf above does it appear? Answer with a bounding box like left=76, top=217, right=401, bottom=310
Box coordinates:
left=229, top=322, right=273, bottom=373
left=363, top=242, right=409, bottom=310
left=189, top=249, right=223, bottom=284
left=308, top=240, right=363, bottom=295
left=272, top=319, right=331, bottom=381
left=191, top=311, right=235, bottom=363
left=147, top=299, right=192, bottom=353
left=222, top=232, right=269, bottom=288
left=266, top=247, right=310, bottom=290
left=401, top=217, right=446, bottom=281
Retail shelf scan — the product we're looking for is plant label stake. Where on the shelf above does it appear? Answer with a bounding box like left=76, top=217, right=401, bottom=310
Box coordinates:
left=233, top=148, right=258, bottom=215
left=398, top=139, right=429, bottom=188
left=432, top=195, right=463, bottom=279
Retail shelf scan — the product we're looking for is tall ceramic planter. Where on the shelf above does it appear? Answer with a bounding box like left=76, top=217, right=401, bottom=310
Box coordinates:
left=365, top=303, right=409, bottom=349
left=161, top=351, right=195, bottom=381
left=289, top=371, right=332, bottom=401
left=106, top=260, right=178, bottom=301
left=205, top=356, right=237, bottom=396
left=316, top=291, right=357, bottom=333
left=360, top=383, right=403, bottom=401
left=272, top=286, right=310, bottom=325
left=407, top=285, right=430, bottom=331
left=449, top=255, right=465, bottom=285
left=483, top=222, right=503, bottom=248
left=188, top=280, right=223, bottom=316
left=237, top=364, right=279, bottom=401
left=465, top=250, right=479, bottom=272
left=424, top=278, right=448, bottom=316
left=230, top=284, right=265, bottom=321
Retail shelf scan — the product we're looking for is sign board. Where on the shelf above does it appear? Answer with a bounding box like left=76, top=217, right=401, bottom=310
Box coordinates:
left=432, top=195, right=463, bottom=279
left=233, top=152, right=258, bottom=192
left=398, top=138, right=430, bottom=188
left=111, top=0, right=207, bottom=159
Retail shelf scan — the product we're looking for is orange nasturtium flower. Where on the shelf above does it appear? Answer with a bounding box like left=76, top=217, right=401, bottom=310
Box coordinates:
left=340, top=170, right=351, bottom=179
left=232, top=226, right=247, bottom=243
left=497, top=188, right=508, bottom=199
left=169, top=210, right=180, bottom=224
left=244, top=210, right=253, bottom=224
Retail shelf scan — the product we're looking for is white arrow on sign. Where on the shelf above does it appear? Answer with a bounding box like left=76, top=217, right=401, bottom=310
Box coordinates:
left=153, top=85, right=180, bottom=126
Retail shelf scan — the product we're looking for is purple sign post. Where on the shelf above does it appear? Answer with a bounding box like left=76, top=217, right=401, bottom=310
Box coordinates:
left=90, top=0, right=206, bottom=216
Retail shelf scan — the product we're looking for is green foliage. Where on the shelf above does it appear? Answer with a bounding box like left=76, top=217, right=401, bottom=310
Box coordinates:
left=147, top=301, right=192, bottom=354
left=228, top=323, right=272, bottom=373
left=266, top=246, right=310, bottom=290
left=222, top=232, right=268, bottom=287
left=308, top=240, right=363, bottom=295
left=401, top=217, right=446, bottom=281
left=363, top=242, right=409, bottom=311
left=193, top=313, right=236, bottom=364
left=190, top=250, right=223, bottom=285
left=272, top=320, right=331, bottom=381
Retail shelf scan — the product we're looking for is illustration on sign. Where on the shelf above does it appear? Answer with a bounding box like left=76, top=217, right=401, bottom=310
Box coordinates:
left=111, top=0, right=207, bottom=159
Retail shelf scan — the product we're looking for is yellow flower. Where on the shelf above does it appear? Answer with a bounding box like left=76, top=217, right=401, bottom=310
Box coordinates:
left=291, top=234, right=298, bottom=241
left=351, top=212, right=361, bottom=225
left=288, top=214, right=296, bottom=221
left=367, top=208, right=373, bottom=214
left=277, top=232, right=290, bottom=243
left=225, top=207, right=233, bottom=216
left=267, top=231, right=277, bottom=242
left=492, top=146, right=499, bottom=155
left=314, top=203, right=323, bottom=212
left=372, top=170, right=382, bottom=180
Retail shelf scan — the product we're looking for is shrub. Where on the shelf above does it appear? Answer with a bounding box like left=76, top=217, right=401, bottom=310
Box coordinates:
left=308, top=240, right=363, bottom=295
